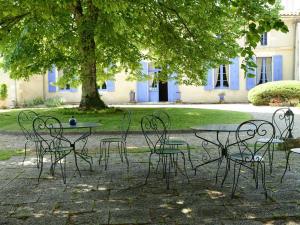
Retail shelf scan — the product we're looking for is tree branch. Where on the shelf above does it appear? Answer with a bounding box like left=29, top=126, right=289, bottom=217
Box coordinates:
left=158, top=2, right=196, bottom=40
left=0, top=12, right=30, bottom=30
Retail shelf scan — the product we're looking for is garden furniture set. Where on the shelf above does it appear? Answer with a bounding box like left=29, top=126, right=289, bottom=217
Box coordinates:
left=17, top=107, right=296, bottom=198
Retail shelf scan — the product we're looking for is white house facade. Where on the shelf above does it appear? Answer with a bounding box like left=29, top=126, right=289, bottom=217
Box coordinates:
left=0, top=0, right=299, bottom=107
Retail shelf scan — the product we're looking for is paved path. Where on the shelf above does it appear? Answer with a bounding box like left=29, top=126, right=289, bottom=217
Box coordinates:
left=1, top=144, right=300, bottom=224
left=113, top=103, right=300, bottom=114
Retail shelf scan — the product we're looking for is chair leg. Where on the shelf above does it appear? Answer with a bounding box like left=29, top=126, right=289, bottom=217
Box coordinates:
left=145, top=153, right=153, bottom=185
left=162, top=155, right=167, bottom=179
left=186, top=143, right=194, bottom=169
left=267, top=144, right=272, bottom=174
left=99, top=141, right=103, bottom=165
left=166, top=154, right=171, bottom=190
left=180, top=152, right=190, bottom=183
left=215, top=156, right=223, bottom=184
left=118, top=142, right=124, bottom=162
left=281, top=151, right=291, bottom=183
left=155, top=155, right=161, bottom=174
left=221, top=158, right=230, bottom=187
left=104, top=142, right=111, bottom=170
left=73, top=151, right=81, bottom=177
left=270, top=143, right=275, bottom=174
left=59, top=153, right=67, bottom=184
left=283, top=142, right=291, bottom=171
left=231, top=162, right=241, bottom=198
left=38, top=154, right=44, bottom=183
left=22, top=140, right=29, bottom=165
left=35, top=141, right=41, bottom=169
left=255, top=162, right=259, bottom=189
left=50, top=152, right=57, bottom=176
left=174, top=154, right=178, bottom=176
left=122, top=142, right=129, bottom=170
left=260, top=162, right=267, bottom=199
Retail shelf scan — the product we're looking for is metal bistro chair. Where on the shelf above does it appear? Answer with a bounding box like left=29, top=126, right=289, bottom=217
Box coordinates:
left=17, top=110, right=40, bottom=167
left=222, top=120, right=275, bottom=199
left=99, top=111, right=131, bottom=170
left=281, top=148, right=300, bottom=182
left=33, top=115, right=73, bottom=184
left=141, top=115, right=189, bottom=189
left=257, top=108, right=294, bottom=174
left=153, top=111, right=193, bottom=169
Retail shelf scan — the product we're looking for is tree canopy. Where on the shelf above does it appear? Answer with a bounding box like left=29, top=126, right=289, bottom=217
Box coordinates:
left=0, top=0, right=288, bottom=108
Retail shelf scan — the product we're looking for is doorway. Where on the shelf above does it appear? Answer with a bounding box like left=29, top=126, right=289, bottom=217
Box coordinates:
left=159, top=81, right=168, bottom=102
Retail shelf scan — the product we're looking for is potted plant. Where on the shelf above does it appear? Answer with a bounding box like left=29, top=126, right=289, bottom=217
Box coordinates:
left=218, top=92, right=226, bottom=103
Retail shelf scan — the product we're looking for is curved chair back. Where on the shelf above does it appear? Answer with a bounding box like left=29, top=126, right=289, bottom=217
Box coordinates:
left=272, top=108, right=294, bottom=139
left=18, top=110, right=39, bottom=140
left=120, top=110, right=132, bottom=140
left=33, top=115, right=67, bottom=152
left=236, top=120, right=275, bottom=161
left=141, top=115, right=167, bottom=154
left=153, top=111, right=171, bottom=130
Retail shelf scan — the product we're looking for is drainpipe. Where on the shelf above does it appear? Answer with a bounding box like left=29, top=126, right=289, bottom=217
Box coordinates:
left=294, top=19, right=300, bottom=80
left=14, top=79, right=18, bottom=107
left=42, top=74, right=46, bottom=100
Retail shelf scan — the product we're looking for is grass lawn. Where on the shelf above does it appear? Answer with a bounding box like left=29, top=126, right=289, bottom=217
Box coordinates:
left=0, top=149, right=24, bottom=160
left=0, top=107, right=252, bottom=132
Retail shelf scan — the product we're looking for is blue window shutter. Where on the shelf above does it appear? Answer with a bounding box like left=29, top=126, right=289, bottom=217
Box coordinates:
left=246, top=57, right=256, bottom=90
left=204, top=69, right=213, bottom=90
left=136, top=61, right=149, bottom=102
left=48, top=66, right=57, bottom=92
left=106, top=80, right=115, bottom=92
left=273, top=55, right=283, bottom=81
left=168, top=73, right=179, bottom=102
left=230, top=57, right=240, bottom=90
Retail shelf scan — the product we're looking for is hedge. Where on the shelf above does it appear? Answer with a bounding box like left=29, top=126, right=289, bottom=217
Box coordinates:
left=248, top=80, right=300, bottom=106
left=0, top=84, right=7, bottom=100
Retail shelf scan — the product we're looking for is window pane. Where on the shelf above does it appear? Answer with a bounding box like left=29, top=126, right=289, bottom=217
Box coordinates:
left=102, top=82, right=107, bottom=89
left=260, top=32, right=267, bottom=45
left=256, top=57, right=263, bottom=84
left=215, top=67, right=221, bottom=87
left=266, top=57, right=272, bottom=82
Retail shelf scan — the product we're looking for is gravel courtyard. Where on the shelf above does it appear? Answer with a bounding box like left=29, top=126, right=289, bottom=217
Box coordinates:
left=0, top=105, right=300, bottom=224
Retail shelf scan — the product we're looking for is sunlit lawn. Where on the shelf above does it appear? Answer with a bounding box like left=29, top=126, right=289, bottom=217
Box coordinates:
left=0, top=149, right=24, bottom=161
left=0, top=107, right=252, bottom=132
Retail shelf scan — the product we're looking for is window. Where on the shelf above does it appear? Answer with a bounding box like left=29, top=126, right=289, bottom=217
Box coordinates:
left=256, top=57, right=272, bottom=85
left=149, top=72, right=159, bottom=90
left=215, top=64, right=229, bottom=88
left=260, top=32, right=268, bottom=46
left=97, top=81, right=107, bottom=90
left=57, top=70, right=71, bottom=91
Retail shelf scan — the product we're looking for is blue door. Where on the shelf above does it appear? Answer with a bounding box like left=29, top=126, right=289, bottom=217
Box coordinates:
left=136, top=61, right=149, bottom=102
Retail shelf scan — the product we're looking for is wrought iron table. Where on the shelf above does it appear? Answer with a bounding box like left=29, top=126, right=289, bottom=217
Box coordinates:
left=191, top=124, right=246, bottom=180
left=54, top=122, right=100, bottom=176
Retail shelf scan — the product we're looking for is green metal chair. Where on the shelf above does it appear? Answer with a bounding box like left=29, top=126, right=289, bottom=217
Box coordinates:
left=33, top=115, right=73, bottom=184
left=141, top=114, right=189, bottom=189
left=99, top=111, right=131, bottom=170
left=153, top=110, right=193, bottom=169
left=18, top=110, right=40, bottom=167
left=257, top=107, right=294, bottom=174
left=221, top=120, right=275, bottom=199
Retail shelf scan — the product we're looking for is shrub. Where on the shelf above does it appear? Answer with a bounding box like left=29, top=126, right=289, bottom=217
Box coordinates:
left=23, top=97, right=44, bottom=107
left=0, top=84, right=8, bottom=100
left=248, top=81, right=300, bottom=106
left=45, top=97, right=64, bottom=107
left=32, top=97, right=44, bottom=105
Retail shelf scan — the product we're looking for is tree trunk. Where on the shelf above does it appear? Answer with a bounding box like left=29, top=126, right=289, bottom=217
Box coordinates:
left=79, top=35, right=106, bottom=109
left=75, top=0, right=106, bottom=109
